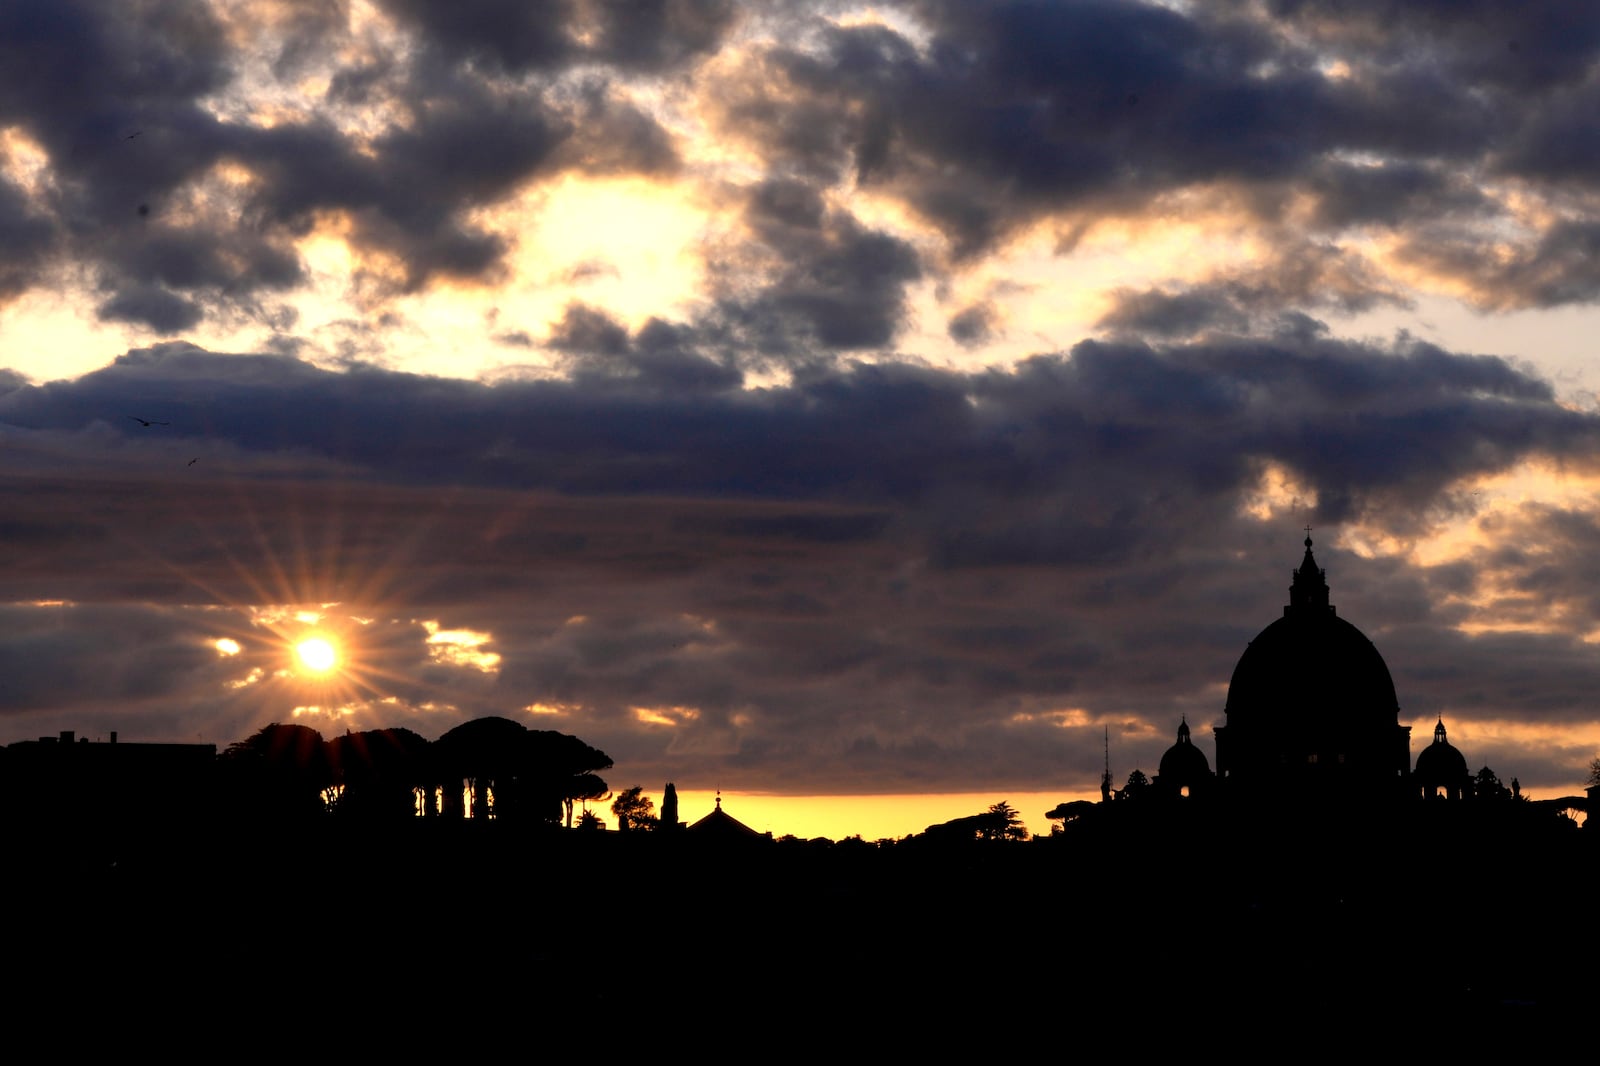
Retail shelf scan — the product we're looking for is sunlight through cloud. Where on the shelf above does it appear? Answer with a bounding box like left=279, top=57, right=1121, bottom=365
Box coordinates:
left=422, top=620, right=501, bottom=673
left=526, top=702, right=582, bottom=716
left=633, top=705, right=701, bottom=727
left=1240, top=462, right=1317, bottom=523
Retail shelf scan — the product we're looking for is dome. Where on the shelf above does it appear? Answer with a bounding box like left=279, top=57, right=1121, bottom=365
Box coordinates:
left=1213, top=536, right=1411, bottom=796
left=1414, top=717, right=1470, bottom=799
left=1222, top=610, right=1400, bottom=731
left=1157, top=718, right=1212, bottom=797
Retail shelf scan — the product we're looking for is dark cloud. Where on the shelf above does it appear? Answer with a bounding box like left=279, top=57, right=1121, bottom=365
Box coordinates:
left=548, top=304, right=743, bottom=391
left=3, top=334, right=1584, bottom=531
left=1496, top=79, right=1600, bottom=185
left=257, top=0, right=351, bottom=80
left=96, top=283, right=203, bottom=333
left=6, top=0, right=1600, bottom=340
left=0, top=1, right=254, bottom=319
left=0, top=0, right=692, bottom=326
left=1264, top=0, right=1600, bottom=93
left=375, top=0, right=577, bottom=71
left=584, top=0, right=739, bottom=72
left=549, top=82, right=681, bottom=177
left=375, top=0, right=737, bottom=73
left=947, top=303, right=997, bottom=347
left=1397, top=220, right=1600, bottom=310
left=0, top=338, right=1595, bottom=793
left=549, top=303, right=632, bottom=358
left=6, top=2, right=1600, bottom=798
left=687, top=0, right=1600, bottom=322
left=0, top=602, right=214, bottom=713
left=237, top=75, right=571, bottom=291
left=495, top=330, right=535, bottom=348
left=86, top=221, right=305, bottom=330
left=1454, top=505, right=1600, bottom=634
left=1098, top=244, right=1412, bottom=338
left=0, top=176, right=56, bottom=301
left=713, top=1, right=1461, bottom=256
left=0, top=1, right=231, bottom=132
left=1305, top=161, right=1493, bottom=231
left=326, top=54, right=396, bottom=107
left=710, top=180, right=922, bottom=357
left=1098, top=289, right=1250, bottom=338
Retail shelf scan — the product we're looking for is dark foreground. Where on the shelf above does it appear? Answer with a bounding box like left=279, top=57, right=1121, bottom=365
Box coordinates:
left=6, top=807, right=1593, bottom=1047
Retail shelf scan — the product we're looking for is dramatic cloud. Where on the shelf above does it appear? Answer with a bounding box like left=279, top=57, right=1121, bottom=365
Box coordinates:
left=4, top=1, right=1600, bottom=817
left=2, top=335, right=1596, bottom=798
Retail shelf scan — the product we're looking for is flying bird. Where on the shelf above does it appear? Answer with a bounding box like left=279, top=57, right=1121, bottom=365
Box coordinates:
left=187, top=458, right=198, bottom=466
left=125, top=130, right=143, bottom=140
left=128, top=416, right=169, bottom=427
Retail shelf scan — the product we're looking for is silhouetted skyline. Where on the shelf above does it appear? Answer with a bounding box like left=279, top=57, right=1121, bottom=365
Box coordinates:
left=3, top=2, right=1600, bottom=827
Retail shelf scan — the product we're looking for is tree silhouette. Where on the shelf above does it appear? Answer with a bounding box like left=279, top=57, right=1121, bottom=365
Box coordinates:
left=1587, top=757, right=1600, bottom=788
left=564, top=773, right=610, bottom=829
left=525, top=730, right=612, bottom=827
left=982, top=800, right=1028, bottom=841
left=662, top=781, right=680, bottom=830
left=329, top=727, right=432, bottom=821
left=611, top=785, right=657, bottom=832
left=219, top=722, right=333, bottom=820
left=924, top=801, right=1028, bottom=842
left=435, top=717, right=527, bottom=819
left=1122, top=768, right=1150, bottom=801
left=432, top=719, right=612, bottom=823
left=1045, top=799, right=1096, bottom=832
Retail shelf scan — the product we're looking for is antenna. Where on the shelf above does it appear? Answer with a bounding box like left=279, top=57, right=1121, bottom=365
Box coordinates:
left=1101, top=726, right=1113, bottom=802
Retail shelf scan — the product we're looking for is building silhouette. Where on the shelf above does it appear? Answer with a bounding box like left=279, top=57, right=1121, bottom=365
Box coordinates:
left=1101, top=537, right=1592, bottom=828
left=1213, top=534, right=1412, bottom=806
left=686, top=792, right=763, bottom=843
left=0, top=729, right=216, bottom=832
left=1153, top=717, right=1211, bottom=799
left=1413, top=717, right=1472, bottom=800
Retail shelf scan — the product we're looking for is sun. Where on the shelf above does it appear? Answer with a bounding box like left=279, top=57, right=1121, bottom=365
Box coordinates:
left=296, top=636, right=339, bottom=674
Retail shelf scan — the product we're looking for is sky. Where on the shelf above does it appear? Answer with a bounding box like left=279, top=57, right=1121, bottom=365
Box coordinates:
left=3, top=0, right=1600, bottom=839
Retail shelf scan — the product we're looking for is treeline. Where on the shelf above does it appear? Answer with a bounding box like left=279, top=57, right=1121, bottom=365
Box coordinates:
left=0, top=715, right=613, bottom=831
left=218, top=716, right=612, bottom=824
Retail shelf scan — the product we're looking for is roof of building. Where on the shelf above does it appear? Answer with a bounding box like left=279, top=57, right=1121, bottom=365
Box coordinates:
left=686, top=794, right=763, bottom=841
left=1158, top=717, right=1212, bottom=784
left=1415, top=717, right=1470, bottom=782
left=1223, top=536, right=1401, bottom=734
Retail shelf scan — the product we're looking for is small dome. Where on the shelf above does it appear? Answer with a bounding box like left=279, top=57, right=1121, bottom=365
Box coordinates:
left=1414, top=717, right=1469, bottom=795
left=1158, top=718, right=1212, bottom=789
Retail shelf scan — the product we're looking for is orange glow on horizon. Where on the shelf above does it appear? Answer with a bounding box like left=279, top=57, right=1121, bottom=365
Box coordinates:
left=627, top=789, right=1103, bottom=842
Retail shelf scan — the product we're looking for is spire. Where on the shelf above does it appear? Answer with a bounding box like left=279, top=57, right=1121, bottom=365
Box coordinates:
left=1177, top=716, right=1190, bottom=744
left=1287, top=529, right=1332, bottom=614
left=1433, top=717, right=1447, bottom=745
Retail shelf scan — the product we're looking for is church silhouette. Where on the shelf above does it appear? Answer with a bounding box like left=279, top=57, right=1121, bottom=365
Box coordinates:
left=1214, top=534, right=1412, bottom=804
left=1130, top=535, right=1584, bottom=826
